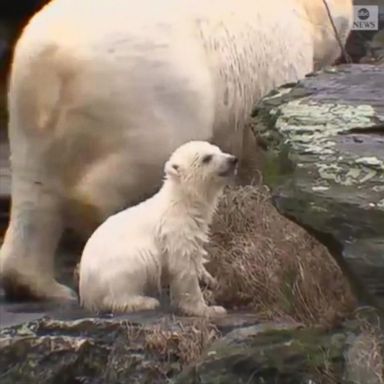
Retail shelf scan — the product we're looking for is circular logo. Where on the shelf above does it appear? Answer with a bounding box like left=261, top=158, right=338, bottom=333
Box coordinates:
left=358, top=8, right=370, bottom=20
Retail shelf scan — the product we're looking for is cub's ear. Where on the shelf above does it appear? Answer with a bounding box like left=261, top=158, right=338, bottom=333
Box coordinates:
left=164, top=161, right=181, bottom=179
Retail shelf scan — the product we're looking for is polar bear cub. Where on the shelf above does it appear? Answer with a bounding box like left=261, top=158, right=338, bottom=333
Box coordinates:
left=78, top=141, right=238, bottom=317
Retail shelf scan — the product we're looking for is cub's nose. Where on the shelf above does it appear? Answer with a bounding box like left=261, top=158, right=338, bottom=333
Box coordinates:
left=227, top=155, right=238, bottom=166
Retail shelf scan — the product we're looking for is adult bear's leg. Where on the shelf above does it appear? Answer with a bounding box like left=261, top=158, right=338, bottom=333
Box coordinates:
left=0, top=173, right=75, bottom=301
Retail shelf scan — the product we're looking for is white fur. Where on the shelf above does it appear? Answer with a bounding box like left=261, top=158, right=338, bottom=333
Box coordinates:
left=0, top=0, right=353, bottom=300
left=79, top=141, right=235, bottom=316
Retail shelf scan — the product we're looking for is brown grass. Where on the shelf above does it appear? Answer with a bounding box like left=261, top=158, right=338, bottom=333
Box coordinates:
left=345, top=317, right=384, bottom=384
left=204, top=183, right=357, bottom=328
left=100, top=320, right=219, bottom=381
left=143, top=320, right=219, bottom=366
left=120, top=319, right=219, bottom=379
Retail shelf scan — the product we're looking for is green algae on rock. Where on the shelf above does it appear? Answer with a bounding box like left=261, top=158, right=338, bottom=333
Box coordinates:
left=250, top=64, right=384, bottom=309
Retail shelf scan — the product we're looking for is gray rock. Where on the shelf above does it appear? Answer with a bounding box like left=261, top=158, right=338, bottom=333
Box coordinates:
left=342, top=0, right=384, bottom=64
left=360, top=29, right=384, bottom=64
left=0, top=311, right=263, bottom=384
left=173, top=308, right=384, bottom=384
left=250, top=64, right=384, bottom=310
left=3, top=310, right=382, bottom=384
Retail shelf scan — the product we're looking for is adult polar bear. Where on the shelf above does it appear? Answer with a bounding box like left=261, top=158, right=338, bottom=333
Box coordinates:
left=0, top=0, right=353, bottom=301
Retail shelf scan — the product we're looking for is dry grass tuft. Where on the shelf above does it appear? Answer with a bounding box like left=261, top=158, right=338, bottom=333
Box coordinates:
left=104, top=320, right=219, bottom=381
left=345, top=318, right=384, bottom=384
left=119, top=319, right=219, bottom=380
left=144, top=320, right=219, bottom=366
left=204, top=183, right=356, bottom=328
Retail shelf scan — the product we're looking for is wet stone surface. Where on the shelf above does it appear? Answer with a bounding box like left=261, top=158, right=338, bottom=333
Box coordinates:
left=2, top=307, right=380, bottom=384
left=0, top=305, right=265, bottom=384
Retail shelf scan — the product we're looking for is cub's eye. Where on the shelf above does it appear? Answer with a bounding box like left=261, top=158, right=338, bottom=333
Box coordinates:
left=202, top=154, right=213, bottom=164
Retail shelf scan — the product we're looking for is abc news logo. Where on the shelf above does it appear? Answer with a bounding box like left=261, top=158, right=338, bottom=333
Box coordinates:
left=352, top=5, right=379, bottom=30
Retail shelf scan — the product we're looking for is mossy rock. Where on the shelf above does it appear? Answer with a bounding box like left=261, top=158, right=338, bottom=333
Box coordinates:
left=0, top=311, right=263, bottom=384
left=250, top=64, right=384, bottom=311
left=174, top=312, right=382, bottom=384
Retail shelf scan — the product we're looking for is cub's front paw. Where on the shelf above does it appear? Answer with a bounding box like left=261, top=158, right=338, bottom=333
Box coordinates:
left=204, top=305, right=227, bottom=317
left=178, top=303, right=227, bottom=317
